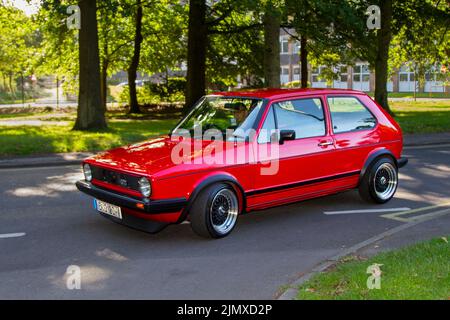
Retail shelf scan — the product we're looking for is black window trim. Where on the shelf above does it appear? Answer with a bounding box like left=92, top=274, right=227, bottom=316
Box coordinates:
left=326, top=94, right=378, bottom=135
left=256, top=104, right=277, bottom=144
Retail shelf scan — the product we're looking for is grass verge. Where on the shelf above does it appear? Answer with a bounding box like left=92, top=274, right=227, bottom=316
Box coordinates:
left=0, top=119, right=177, bottom=156
left=391, top=100, right=450, bottom=133
left=296, top=236, right=450, bottom=300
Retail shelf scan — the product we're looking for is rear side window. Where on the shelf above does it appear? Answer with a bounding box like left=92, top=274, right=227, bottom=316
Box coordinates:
left=327, top=97, right=376, bottom=133
left=273, top=98, right=326, bottom=139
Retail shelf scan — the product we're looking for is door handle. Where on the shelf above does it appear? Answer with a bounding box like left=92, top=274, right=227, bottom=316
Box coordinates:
left=318, top=141, right=333, bottom=147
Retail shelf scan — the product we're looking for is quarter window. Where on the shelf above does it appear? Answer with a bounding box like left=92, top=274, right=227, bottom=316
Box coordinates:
left=327, top=97, right=376, bottom=133
left=257, top=107, right=276, bottom=144
left=274, top=98, right=326, bottom=139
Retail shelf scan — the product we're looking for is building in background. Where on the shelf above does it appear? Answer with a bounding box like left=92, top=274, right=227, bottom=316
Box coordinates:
left=279, top=29, right=448, bottom=93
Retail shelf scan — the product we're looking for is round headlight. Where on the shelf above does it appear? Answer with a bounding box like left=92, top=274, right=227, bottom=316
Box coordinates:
left=138, top=177, right=151, bottom=197
left=83, top=163, right=92, bottom=181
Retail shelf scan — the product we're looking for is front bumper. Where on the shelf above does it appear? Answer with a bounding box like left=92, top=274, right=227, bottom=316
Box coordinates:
left=75, top=180, right=187, bottom=214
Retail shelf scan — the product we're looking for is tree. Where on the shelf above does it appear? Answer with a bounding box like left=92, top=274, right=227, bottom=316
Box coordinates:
left=390, top=0, right=449, bottom=98
left=35, top=1, right=79, bottom=101
left=0, top=5, right=37, bottom=96
left=285, top=0, right=365, bottom=89
left=127, top=0, right=143, bottom=114
left=73, top=0, right=107, bottom=130
left=263, top=1, right=281, bottom=88
left=374, top=0, right=393, bottom=114
left=98, top=0, right=134, bottom=110
left=185, top=0, right=263, bottom=110
left=185, top=0, right=207, bottom=109
left=353, top=0, right=449, bottom=113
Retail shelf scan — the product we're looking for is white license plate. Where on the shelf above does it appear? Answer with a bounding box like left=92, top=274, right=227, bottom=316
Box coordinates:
left=94, top=199, right=122, bottom=219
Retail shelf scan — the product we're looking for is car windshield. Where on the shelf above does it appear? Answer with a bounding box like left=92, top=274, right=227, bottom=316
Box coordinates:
left=172, top=96, right=264, bottom=141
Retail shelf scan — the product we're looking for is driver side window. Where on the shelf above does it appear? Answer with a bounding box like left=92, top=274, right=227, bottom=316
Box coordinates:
left=274, top=98, right=326, bottom=139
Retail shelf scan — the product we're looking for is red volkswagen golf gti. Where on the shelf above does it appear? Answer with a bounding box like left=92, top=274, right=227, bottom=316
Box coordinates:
left=76, top=89, right=407, bottom=238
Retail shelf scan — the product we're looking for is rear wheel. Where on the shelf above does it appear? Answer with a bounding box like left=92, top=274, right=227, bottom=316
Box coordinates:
left=359, top=157, right=398, bottom=204
left=190, top=183, right=239, bottom=238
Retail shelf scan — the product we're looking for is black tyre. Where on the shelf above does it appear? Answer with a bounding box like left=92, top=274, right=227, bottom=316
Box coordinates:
left=359, top=157, right=398, bottom=204
left=190, top=183, right=239, bottom=238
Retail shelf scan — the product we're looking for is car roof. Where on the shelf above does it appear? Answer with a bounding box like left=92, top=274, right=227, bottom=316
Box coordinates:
left=211, top=88, right=366, bottom=100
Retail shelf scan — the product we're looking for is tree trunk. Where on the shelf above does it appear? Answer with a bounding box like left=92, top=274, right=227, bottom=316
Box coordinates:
left=374, top=0, right=393, bottom=115
left=185, top=0, right=207, bottom=111
left=9, top=72, right=14, bottom=96
left=128, top=0, right=143, bottom=114
left=73, top=0, right=107, bottom=130
left=300, top=35, right=308, bottom=88
left=263, top=6, right=281, bottom=88
left=100, top=58, right=108, bottom=111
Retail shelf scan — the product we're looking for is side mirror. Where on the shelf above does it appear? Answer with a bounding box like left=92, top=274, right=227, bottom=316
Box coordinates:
left=279, top=129, right=296, bottom=144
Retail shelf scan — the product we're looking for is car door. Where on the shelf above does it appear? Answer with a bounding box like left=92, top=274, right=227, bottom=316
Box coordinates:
left=247, top=96, right=340, bottom=209
left=326, top=95, right=379, bottom=175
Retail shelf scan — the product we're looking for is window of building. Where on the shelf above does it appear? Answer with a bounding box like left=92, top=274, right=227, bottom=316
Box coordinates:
left=280, top=38, right=289, bottom=54
left=353, top=64, right=370, bottom=82
left=273, top=98, right=326, bottom=139
left=399, top=66, right=415, bottom=82
left=280, top=67, right=289, bottom=75
left=293, top=40, right=300, bottom=54
left=327, top=97, right=376, bottom=133
left=339, top=66, right=348, bottom=82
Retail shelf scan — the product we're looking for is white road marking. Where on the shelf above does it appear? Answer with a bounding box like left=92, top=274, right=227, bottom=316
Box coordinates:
left=323, top=207, right=411, bottom=215
left=0, top=232, right=26, bottom=239
left=381, top=202, right=450, bottom=222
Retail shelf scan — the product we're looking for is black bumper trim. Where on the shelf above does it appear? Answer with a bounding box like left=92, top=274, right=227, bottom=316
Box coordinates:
left=76, top=180, right=187, bottom=214
left=397, top=157, right=408, bottom=168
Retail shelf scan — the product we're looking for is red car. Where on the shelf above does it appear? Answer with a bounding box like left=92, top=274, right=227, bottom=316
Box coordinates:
left=76, top=89, right=407, bottom=238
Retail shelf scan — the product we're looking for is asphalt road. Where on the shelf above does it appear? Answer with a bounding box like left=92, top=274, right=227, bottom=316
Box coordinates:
left=0, top=145, right=449, bottom=299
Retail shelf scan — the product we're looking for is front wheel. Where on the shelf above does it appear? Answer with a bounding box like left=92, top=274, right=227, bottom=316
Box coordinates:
left=359, top=157, right=398, bottom=204
left=190, top=183, right=239, bottom=238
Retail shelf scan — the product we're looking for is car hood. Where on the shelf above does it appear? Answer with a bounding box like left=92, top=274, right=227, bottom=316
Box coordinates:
left=87, top=136, right=246, bottom=178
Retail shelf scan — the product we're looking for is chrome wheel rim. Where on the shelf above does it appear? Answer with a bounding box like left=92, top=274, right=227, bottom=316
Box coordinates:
left=210, top=188, right=238, bottom=235
left=374, top=163, right=397, bottom=200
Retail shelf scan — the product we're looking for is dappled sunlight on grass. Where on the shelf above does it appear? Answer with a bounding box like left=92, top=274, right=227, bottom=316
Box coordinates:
left=0, top=119, right=177, bottom=156
left=391, top=100, right=450, bottom=134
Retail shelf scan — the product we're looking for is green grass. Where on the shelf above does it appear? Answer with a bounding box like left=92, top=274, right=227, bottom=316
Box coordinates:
left=367, top=92, right=450, bottom=99
left=0, top=119, right=177, bottom=156
left=296, top=236, right=450, bottom=300
left=391, top=100, right=450, bottom=133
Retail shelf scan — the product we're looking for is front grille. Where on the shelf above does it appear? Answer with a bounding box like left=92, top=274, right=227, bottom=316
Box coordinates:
left=91, top=166, right=141, bottom=192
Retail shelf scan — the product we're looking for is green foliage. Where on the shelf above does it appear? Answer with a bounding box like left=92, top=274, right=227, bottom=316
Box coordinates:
left=0, top=4, right=39, bottom=94
left=34, top=1, right=79, bottom=93
left=389, top=0, right=449, bottom=89
left=145, top=77, right=186, bottom=101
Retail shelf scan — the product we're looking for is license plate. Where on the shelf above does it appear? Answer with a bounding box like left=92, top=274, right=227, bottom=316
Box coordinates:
left=94, top=199, right=122, bottom=219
